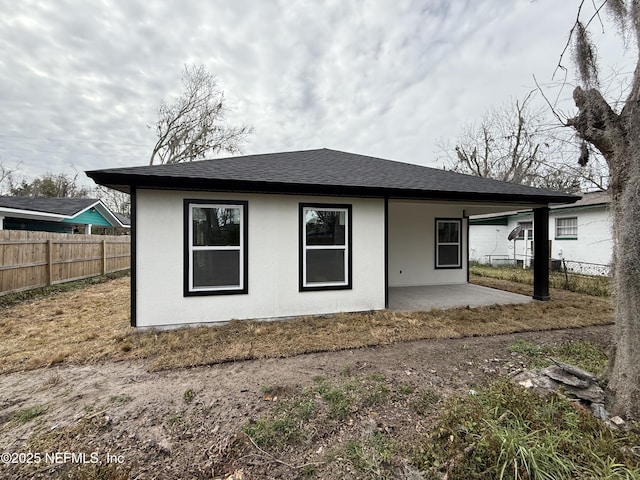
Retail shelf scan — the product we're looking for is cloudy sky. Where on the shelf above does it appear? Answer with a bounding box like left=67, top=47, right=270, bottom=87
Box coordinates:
left=0, top=0, right=633, bottom=188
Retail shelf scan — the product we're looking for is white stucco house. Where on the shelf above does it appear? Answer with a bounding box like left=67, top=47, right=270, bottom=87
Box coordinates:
left=470, top=191, right=611, bottom=273
left=87, top=149, right=579, bottom=328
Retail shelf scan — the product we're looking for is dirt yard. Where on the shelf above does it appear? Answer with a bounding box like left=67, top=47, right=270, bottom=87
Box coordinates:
left=0, top=321, right=612, bottom=479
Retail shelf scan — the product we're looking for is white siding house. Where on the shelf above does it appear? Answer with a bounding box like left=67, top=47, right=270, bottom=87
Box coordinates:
left=87, top=149, right=579, bottom=328
left=470, top=191, right=611, bottom=271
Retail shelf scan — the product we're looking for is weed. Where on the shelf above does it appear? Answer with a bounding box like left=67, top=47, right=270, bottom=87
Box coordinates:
left=183, top=389, right=195, bottom=404
left=108, top=394, right=132, bottom=404
left=551, top=340, right=608, bottom=376
left=509, top=339, right=544, bottom=357
left=413, top=379, right=640, bottom=479
left=509, top=339, right=608, bottom=375
left=411, top=389, right=440, bottom=416
left=289, top=399, right=317, bottom=422
left=166, top=412, right=183, bottom=427
left=364, top=383, right=390, bottom=407
left=243, top=417, right=302, bottom=450
left=11, top=404, right=47, bottom=423
left=342, top=433, right=397, bottom=478
left=322, top=388, right=352, bottom=420
left=369, top=372, right=385, bottom=382
left=398, top=383, right=414, bottom=395
left=300, top=463, right=318, bottom=477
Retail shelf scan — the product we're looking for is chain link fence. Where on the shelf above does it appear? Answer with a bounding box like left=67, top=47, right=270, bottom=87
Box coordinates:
left=551, top=259, right=611, bottom=277
left=484, top=255, right=611, bottom=277
left=478, top=255, right=611, bottom=296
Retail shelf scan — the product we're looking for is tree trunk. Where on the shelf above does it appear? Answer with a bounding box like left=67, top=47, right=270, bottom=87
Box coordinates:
left=568, top=83, right=640, bottom=419
left=607, top=71, right=640, bottom=419
left=608, top=169, right=640, bottom=419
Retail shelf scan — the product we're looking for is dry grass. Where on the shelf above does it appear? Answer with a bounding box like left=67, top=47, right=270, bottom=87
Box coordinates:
left=0, top=275, right=613, bottom=374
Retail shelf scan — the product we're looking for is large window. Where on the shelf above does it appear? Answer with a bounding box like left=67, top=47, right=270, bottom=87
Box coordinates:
left=556, top=217, right=578, bottom=239
left=435, top=218, right=462, bottom=269
left=300, top=204, right=351, bottom=291
left=184, top=200, right=248, bottom=295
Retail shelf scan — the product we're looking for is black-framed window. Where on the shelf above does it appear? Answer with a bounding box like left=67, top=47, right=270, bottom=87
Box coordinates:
left=300, top=203, right=352, bottom=291
left=184, top=200, right=248, bottom=296
left=435, top=218, right=462, bottom=269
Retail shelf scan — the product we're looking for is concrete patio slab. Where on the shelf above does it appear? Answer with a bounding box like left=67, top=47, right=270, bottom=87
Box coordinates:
left=388, top=284, right=533, bottom=311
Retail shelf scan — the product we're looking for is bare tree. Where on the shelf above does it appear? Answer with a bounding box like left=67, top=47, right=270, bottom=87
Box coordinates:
left=438, top=92, right=589, bottom=192
left=0, top=159, right=19, bottom=195
left=559, top=0, right=640, bottom=419
left=93, top=185, right=130, bottom=217
left=150, top=65, right=252, bottom=165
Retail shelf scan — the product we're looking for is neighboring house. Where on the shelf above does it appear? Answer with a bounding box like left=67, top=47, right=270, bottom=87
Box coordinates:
left=0, top=196, right=130, bottom=234
left=469, top=191, right=611, bottom=271
left=87, top=148, right=578, bottom=328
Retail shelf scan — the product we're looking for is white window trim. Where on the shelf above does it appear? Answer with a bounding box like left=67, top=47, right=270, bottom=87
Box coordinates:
left=188, top=202, right=245, bottom=293
left=435, top=218, right=462, bottom=269
left=302, top=206, right=350, bottom=288
left=555, top=216, right=578, bottom=239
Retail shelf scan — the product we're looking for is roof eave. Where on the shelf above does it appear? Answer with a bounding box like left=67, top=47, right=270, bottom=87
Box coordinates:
left=86, top=172, right=580, bottom=206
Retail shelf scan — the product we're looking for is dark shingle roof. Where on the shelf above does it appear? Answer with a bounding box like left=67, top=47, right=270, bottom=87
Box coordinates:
left=113, top=212, right=131, bottom=226
left=0, top=196, right=98, bottom=216
left=87, top=148, right=579, bottom=204
left=471, top=190, right=608, bottom=221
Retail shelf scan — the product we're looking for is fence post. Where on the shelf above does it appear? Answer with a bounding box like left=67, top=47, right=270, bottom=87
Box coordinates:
left=47, top=239, right=53, bottom=286
left=102, top=239, right=107, bottom=275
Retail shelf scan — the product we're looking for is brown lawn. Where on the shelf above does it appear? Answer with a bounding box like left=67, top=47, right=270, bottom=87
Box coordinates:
left=0, top=274, right=613, bottom=374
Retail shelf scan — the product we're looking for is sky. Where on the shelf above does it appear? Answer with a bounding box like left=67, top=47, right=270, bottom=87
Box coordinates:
left=0, top=0, right=634, bottom=190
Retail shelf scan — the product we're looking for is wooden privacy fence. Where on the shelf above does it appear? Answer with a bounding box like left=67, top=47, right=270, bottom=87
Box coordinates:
left=0, top=230, right=130, bottom=295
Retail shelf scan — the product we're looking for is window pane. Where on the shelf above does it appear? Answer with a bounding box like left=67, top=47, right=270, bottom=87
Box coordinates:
left=438, top=245, right=459, bottom=266
left=306, top=249, right=345, bottom=283
left=438, top=221, right=459, bottom=243
left=517, top=222, right=532, bottom=239
left=193, top=250, right=240, bottom=288
left=193, top=207, right=241, bottom=246
left=557, top=217, right=577, bottom=237
left=306, top=210, right=346, bottom=246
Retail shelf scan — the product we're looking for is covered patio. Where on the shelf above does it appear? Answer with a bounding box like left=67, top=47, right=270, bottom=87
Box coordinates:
left=388, top=284, right=532, bottom=311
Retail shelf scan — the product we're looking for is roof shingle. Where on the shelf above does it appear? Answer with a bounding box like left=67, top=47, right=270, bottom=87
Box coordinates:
left=87, top=148, right=580, bottom=204
left=0, top=196, right=98, bottom=216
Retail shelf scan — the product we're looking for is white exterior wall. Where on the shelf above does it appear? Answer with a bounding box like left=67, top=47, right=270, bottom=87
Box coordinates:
left=470, top=206, right=612, bottom=267
left=135, top=189, right=385, bottom=327
left=388, top=200, right=467, bottom=287
left=469, top=224, right=510, bottom=263
left=551, top=208, right=612, bottom=265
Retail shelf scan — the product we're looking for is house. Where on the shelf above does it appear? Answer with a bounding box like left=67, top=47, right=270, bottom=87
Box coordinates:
left=86, top=148, right=579, bottom=328
left=0, top=196, right=130, bottom=234
left=469, top=191, right=611, bottom=274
